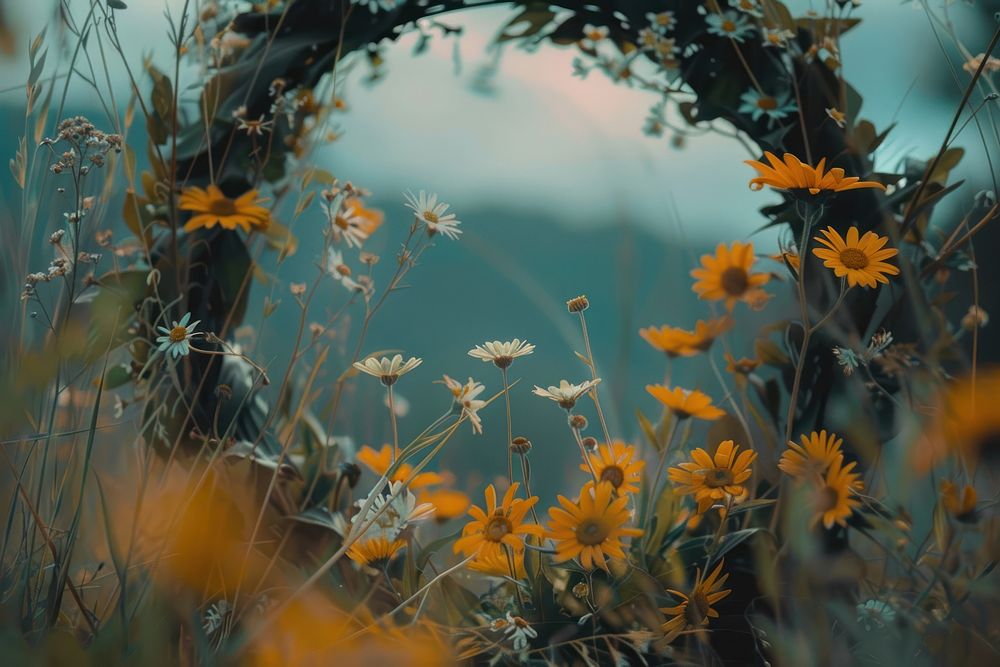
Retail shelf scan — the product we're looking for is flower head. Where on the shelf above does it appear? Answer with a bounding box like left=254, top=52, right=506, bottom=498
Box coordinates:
left=669, top=440, right=756, bottom=514
left=705, top=11, right=754, bottom=42
left=532, top=378, right=601, bottom=410
left=580, top=441, right=645, bottom=495
left=155, top=312, right=201, bottom=359
left=690, top=241, right=770, bottom=311
left=810, top=456, right=863, bottom=529
left=739, top=88, right=796, bottom=127
left=453, top=483, right=543, bottom=561
left=745, top=151, right=886, bottom=199
left=353, top=354, right=422, bottom=385
left=467, top=339, right=535, bottom=369
left=661, top=559, right=732, bottom=641
left=640, top=317, right=732, bottom=357
left=179, top=185, right=270, bottom=233
left=940, top=480, right=977, bottom=523
left=441, top=375, right=487, bottom=434
left=646, top=385, right=725, bottom=421
left=779, top=430, right=845, bottom=479
left=545, top=481, right=643, bottom=572
left=418, top=488, right=471, bottom=523
left=403, top=190, right=461, bottom=240
left=812, top=226, right=900, bottom=288
left=356, top=445, right=444, bottom=490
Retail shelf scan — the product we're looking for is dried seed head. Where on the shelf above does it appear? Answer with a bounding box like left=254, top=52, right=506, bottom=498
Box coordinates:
left=580, top=436, right=598, bottom=452
left=962, top=305, right=989, bottom=331
left=568, top=414, right=588, bottom=430
left=340, top=461, right=362, bottom=488
left=566, top=295, right=590, bottom=313
left=572, top=582, right=590, bottom=599
left=510, top=436, right=532, bottom=455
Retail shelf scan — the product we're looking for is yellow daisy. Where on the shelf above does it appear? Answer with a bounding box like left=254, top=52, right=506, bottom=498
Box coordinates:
left=646, top=385, right=725, bottom=421
left=418, top=488, right=471, bottom=523
left=668, top=440, right=756, bottom=514
left=812, top=226, right=900, bottom=288
left=811, top=456, right=863, bottom=529
left=660, top=559, right=732, bottom=641
left=915, top=368, right=1000, bottom=472
left=745, top=151, right=886, bottom=197
left=580, top=441, right=645, bottom=495
left=778, top=430, right=845, bottom=479
left=691, top=242, right=770, bottom=311
left=453, top=483, right=543, bottom=561
left=940, top=480, right=977, bottom=523
left=467, top=545, right=527, bottom=578
left=356, top=444, right=444, bottom=491
left=346, top=535, right=406, bottom=569
left=545, top=481, right=643, bottom=572
left=178, top=184, right=270, bottom=232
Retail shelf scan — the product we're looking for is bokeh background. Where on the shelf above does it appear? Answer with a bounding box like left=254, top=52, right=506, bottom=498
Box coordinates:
left=1, top=0, right=996, bottom=501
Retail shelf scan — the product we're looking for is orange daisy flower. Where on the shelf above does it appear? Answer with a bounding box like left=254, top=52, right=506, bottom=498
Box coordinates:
left=668, top=440, right=756, bottom=514
left=356, top=444, right=444, bottom=491
left=812, top=226, right=900, bottom=288
left=811, top=455, right=863, bottom=529
left=745, top=152, right=886, bottom=197
left=778, top=430, right=845, bottom=479
left=545, top=481, right=643, bottom=571
left=418, top=488, right=471, bottom=522
left=580, top=441, right=645, bottom=495
left=453, top=483, right=542, bottom=561
left=691, top=242, right=770, bottom=311
left=640, top=317, right=732, bottom=357
left=940, top=480, right=977, bottom=523
left=178, top=184, right=270, bottom=232
left=646, top=385, right=725, bottom=421
left=661, top=559, right=732, bottom=641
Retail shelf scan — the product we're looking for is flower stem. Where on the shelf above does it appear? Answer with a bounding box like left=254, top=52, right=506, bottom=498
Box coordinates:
left=501, top=367, right=514, bottom=485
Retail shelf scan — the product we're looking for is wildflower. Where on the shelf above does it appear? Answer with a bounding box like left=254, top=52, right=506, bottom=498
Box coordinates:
left=940, top=481, right=977, bottom=523
left=724, top=352, right=760, bottom=375
left=669, top=440, right=756, bottom=513
left=745, top=152, right=886, bottom=198
left=962, top=53, right=1000, bottom=75
left=762, top=27, right=796, bottom=48
left=811, top=456, right=863, bottom=528
left=690, top=241, right=771, bottom=311
left=646, top=11, right=676, bottom=33
left=353, top=354, right=422, bottom=385
left=640, top=317, right=732, bottom=357
left=857, top=599, right=896, bottom=632
left=510, top=436, right=532, bottom=455
left=467, top=339, right=535, bottom=369
left=344, top=197, right=384, bottom=238
left=779, top=431, right=845, bottom=479
left=569, top=414, right=588, bottom=430
left=356, top=445, right=444, bottom=490
left=729, top=0, right=763, bottom=17
left=532, top=378, right=601, bottom=410
left=580, top=441, right=645, bottom=495
left=403, top=190, right=462, bottom=240
left=646, top=385, right=725, bottom=421
left=178, top=185, right=270, bottom=233
left=441, top=375, right=487, bottom=434
left=826, top=107, right=847, bottom=128
left=580, top=24, right=608, bottom=49
left=705, top=11, right=754, bottom=43
left=155, top=312, right=201, bottom=359
left=961, top=305, right=988, bottom=331
left=351, top=480, right=436, bottom=539
left=566, top=294, right=589, bottom=313
left=325, top=249, right=359, bottom=289
left=812, top=226, right=900, bottom=288
left=545, top=481, right=643, bottom=572
left=738, top=88, right=797, bottom=127
left=418, top=488, right=471, bottom=522
left=289, top=282, right=306, bottom=297
left=236, top=115, right=274, bottom=136
left=661, top=560, right=732, bottom=640
left=496, top=613, right=537, bottom=651
left=469, top=547, right=526, bottom=578
left=915, top=369, right=1000, bottom=471
left=453, top=483, right=542, bottom=561
left=347, top=536, right=406, bottom=568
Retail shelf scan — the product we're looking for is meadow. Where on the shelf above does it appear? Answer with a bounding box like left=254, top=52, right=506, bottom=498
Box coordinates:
left=0, top=1, right=998, bottom=665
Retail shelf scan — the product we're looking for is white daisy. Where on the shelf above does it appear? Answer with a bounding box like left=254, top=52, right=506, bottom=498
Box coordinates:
left=442, top=375, right=487, bottom=434
left=729, top=0, right=764, bottom=18
left=706, top=11, right=755, bottom=43
left=646, top=11, right=676, bottom=33
left=326, top=249, right=365, bottom=292
left=403, top=190, right=462, bottom=240
left=531, top=378, right=601, bottom=410
left=580, top=23, right=608, bottom=49
left=762, top=27, right=796, bottom=48
left=327, top=200, right=370, bottom=248
left=353, top=354, right=423, bottom=385
left=738, top=88, right=797, bottom=127
left=498, top=613, right=538, bottom=651
left=467, top=339, right=535, bottom=369
left=155, top=312, right=201, bottom=359
left=351, top=481, right=435, bottom=541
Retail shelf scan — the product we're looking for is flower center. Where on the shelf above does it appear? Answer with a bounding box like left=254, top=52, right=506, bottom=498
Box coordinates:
left=722, top=20, right=736, bottom=33
left=492, top=355, right=513, bottom=369
left=208, top=197, right=237, bottom=217
left=756, top=96, right=778, bottom=111
left=720, top=267, right=750, bottom=296
left=839, top=248, right=869, bottom=270
left=576, top=519, right=610, bottom=546
left=485, top=514, right=512, bottom=542
left=169, top=326, right=188, bottom=343
left=423, top=210, right=439, bottom=223
left=684, top=591, right=711, bottom=626
left=600, top=465, right=625, bottom=488
left=334, top=214, right=349, bottom=230
left=704, top=468, right=734, bottom=488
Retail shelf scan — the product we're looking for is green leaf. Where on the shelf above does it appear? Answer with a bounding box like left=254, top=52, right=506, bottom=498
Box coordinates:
left=107, top=0, right=128, bottom=9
